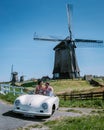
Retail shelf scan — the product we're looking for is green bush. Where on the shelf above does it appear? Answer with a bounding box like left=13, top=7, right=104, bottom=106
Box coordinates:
left=0, top=93, right=18, bottom=103
left=21, top=81, right=37, bottom=87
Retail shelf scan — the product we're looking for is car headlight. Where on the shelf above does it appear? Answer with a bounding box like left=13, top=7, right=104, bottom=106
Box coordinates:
left=42, top=103, right=48, bottom=109
left=15, top=100, right=21, bottom=106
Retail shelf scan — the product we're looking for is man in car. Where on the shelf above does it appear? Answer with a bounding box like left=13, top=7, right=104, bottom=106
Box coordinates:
left=44, top=82, right=54, bottom=96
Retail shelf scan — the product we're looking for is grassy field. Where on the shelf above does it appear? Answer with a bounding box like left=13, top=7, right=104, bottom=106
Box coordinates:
left=50, top=79, right=98, bottom=94
left=22, top=79, right=103, bottom=94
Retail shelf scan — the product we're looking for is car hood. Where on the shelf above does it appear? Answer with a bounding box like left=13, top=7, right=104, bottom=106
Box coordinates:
left=16, top=94, right=53, bottom=107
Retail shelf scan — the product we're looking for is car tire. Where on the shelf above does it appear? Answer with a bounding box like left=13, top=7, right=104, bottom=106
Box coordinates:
left=52, top=105, right=55, bottom=115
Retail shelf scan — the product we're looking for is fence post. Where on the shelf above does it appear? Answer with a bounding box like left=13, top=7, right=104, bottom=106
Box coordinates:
left=6, top=85, right=9, bottom=94
left=90, top=92, right=93, bottom=100
left=70, top=93, right=73, bottom=100
left=103, top=91, right=104, bottom=100
left=20, top=87, right=23, bottom=94
left=13, top=87, right=15, bottom=96
left=8, top=85, right=10, bottom=93
left=0, top=84, right=2, bottom=92
left=1, top=84, right=5, bottom=94
left=79, top=93, right=82, bottom=99
left=64, top=94, right=66, bottom=101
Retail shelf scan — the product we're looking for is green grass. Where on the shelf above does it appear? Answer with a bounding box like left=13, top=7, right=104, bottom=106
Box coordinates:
left=0, top=93, right=18, bottom=103
left=43, top=114, right=104, bottom=130
left=21, top=81, right=37, bottom=87
left=94, top=78, right=104, bottom=85
left=50, top=79, right=98, bottom=94
left=59, top=99, right=104, bottom=108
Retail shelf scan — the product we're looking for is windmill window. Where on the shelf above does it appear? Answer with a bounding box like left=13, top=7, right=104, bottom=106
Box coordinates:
left=54, top=73, right=59, bottom=78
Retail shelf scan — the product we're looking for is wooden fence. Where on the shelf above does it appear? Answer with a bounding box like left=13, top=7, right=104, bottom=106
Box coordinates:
left=57, top=91, right=104, bottom=101
left=0, top=84, right=24, bottom=96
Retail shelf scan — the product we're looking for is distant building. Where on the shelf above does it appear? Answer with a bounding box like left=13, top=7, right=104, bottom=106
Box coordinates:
left=84, top=75, right=93, bottom=81
left=41, top=76, right=50, bottom=81
left=11, top=72, right=18, bottom=85
left=20, top=75, right=24, bottom=82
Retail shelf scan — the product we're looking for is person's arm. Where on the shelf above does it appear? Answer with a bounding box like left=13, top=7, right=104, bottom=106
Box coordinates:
left=50, top=86, right=53, bottom=92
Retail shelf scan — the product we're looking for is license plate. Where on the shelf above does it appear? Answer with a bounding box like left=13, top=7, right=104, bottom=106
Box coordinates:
left=22, top=105, right=30, bottom=111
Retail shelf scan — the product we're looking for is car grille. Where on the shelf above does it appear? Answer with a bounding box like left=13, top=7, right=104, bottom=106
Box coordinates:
left=19, top=105, right=30, bottom=111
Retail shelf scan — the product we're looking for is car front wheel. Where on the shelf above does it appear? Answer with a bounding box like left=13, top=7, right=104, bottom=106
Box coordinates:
left=52, top=105, right=55, bottom=115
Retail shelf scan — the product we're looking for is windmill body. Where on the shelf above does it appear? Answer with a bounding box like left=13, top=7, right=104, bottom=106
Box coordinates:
left=53, top=39, right=80, bottom=79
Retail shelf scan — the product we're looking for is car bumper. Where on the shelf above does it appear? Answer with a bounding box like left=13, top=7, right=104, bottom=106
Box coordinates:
left=13, top=109, right=52, bottom=117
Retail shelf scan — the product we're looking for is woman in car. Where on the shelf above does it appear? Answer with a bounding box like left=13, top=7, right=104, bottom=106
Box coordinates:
left=35, top=80, right=44, bottom=95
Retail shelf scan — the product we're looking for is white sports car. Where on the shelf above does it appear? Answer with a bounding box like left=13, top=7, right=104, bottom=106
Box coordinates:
left=13, top=93, right=59, bottom=117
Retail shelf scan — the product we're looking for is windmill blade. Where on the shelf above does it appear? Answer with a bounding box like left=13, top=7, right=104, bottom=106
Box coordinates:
left=74, top=39, right=103, bottom=43
left=33, top=37, right=65, bottom=42
left=74, top=39, right=104, bottom=48
left=33, top=33, right=66, bottom=42
left=66, top=4, right=73, bottom=39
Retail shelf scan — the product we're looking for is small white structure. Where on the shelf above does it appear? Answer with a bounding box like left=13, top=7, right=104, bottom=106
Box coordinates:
left=0, top=84, right=24, bottom=95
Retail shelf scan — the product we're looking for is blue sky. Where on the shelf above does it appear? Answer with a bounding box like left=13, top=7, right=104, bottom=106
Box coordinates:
left=0, top=0, right=104, bottom=81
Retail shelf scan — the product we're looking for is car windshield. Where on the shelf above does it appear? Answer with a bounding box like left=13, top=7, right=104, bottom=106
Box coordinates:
left=28, top=90, right=55, bottom=97
left=45, top=91, right=54, bottom=97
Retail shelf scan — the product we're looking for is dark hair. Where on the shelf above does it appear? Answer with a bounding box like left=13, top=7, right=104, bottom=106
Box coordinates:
left=37, top=79, right=43, bottom=85
left=45, top=82, right=49, bottom=85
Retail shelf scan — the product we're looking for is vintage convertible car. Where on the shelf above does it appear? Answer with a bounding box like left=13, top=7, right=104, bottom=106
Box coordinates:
left=13, top=93, right=59, bottom=117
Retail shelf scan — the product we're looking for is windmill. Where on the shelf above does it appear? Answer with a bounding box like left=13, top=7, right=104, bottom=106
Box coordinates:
left=11, top=65, right=18, bottom=85
left=33, top=4, right=103, bottom=79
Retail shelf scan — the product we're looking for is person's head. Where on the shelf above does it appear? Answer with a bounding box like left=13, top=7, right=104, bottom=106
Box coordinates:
left=45, top=82, right=50, bottom=87
left=38, top=79, right=43, bottom=85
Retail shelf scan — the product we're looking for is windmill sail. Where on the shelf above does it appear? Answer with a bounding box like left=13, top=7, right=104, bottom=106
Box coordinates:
left=66, top=4, right=72, bottom=40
